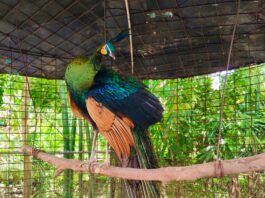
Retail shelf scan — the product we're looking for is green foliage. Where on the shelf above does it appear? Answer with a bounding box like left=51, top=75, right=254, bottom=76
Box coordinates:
left=0, top=75, right=7, bottom=106
left=0, top=63, right=264, bottom=197
left=29, top=78, right=61, bottom=111
left=146, top=64, right=265, bottom=166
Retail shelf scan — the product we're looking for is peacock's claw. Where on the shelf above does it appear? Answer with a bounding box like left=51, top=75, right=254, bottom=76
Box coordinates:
left=80, top=159, right=109, bottom=171
left=80, top=158, right=98, bottom=171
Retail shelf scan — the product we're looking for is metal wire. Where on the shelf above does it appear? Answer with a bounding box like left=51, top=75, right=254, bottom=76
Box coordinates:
left=0, top=1, right=263, bottom=79
left=0, top=1, right=264, bottom=197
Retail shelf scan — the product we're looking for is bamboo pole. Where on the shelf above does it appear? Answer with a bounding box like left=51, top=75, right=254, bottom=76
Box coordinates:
left=78, top=119, right=83, bottom=198
left=59, top=81, right=72, bottom=198
left=124, top=0, right=134, bottom=74
left=22, top=77, right=32, bottom=198
left=69, top=117, right=76, bottom=196
left=84, top=122, right=95, bottom=197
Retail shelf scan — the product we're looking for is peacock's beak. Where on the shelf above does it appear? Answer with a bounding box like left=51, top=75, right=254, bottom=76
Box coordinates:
left=109, top=52, right=116, bottom=60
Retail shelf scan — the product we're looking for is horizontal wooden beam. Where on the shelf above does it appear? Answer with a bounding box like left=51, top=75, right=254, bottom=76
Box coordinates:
left=22, top=145, right=265, bottom=182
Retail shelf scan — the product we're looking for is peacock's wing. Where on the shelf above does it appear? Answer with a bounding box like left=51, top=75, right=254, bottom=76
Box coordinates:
left=86, top=69, right=163, bottom=130
left=85, top=97, right=135, bottom=160
left=84, top=69, right=163, bottom=159
left=67, top=92, right=83, bottom=119
left=67, top=91, right=97, bottom=129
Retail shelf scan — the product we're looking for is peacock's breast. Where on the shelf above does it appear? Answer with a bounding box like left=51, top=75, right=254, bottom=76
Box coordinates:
left=65, top=60, right=96, bottom=92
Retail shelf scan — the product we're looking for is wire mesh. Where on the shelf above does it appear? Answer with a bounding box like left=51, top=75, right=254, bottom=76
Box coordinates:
left=0, top=72, right=122, bottom=198
left=0, top=63, right=264, bottom=197
left=0, top=0, right=264, bottom=79
left=0, top=0, right=264, bottom=197
left=146, top=63, right=265, bottom=197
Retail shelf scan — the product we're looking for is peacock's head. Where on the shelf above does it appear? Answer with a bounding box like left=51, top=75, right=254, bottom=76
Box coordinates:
left=99, top=41, right=116, bottom=60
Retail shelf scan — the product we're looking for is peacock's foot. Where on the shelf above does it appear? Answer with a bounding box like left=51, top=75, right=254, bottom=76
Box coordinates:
left=80, top=158, right=99, bottom=171
left=99, top=159, right=110, bottom=169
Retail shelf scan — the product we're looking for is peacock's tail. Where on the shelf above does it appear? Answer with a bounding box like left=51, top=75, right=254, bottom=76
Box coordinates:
left=122, top=126, right=160, bottom=198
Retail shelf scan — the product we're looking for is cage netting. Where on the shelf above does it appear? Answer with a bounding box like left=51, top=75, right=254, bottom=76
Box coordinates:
left=0, top=0, right=264, bottom=197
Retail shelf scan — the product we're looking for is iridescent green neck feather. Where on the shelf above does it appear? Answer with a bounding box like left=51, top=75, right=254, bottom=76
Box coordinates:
left=65, top=55, right=101, bottom=92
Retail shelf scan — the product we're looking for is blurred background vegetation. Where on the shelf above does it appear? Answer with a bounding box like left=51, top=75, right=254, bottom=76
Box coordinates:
left=0, top=63, right=264, bottom=197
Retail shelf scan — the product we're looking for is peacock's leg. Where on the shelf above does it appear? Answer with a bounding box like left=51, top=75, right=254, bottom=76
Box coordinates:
left=89, top=129, right=98, bottom=161
left=99, top=143, right=110, bottom=169
left=104, top=143, right=110, bottom=164
left=81, top=129, right=98, bottom=169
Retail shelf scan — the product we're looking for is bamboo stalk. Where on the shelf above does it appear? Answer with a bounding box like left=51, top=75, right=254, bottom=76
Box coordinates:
left=78, top=119, right=83, bottom=198
left=84, top=122, right=95, bottom=197
left=109, top=151, right=116, bottom=198
left=70, top=117, right=77, bottom=158
left=59, top=81, right=72, bottom=198
left=22, top=77, right=32, bottom=198
left=124, top=0, right=134, bottom=74
left=69, top=117, right=76, bottom=197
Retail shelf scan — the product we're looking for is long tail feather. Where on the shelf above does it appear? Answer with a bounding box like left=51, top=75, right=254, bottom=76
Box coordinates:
left=122, top=127, right=160, bottom=198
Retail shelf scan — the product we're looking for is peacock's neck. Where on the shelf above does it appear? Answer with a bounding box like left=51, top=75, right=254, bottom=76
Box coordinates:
left=65, top=56, right=101, bottom=92
left=91, top=52, right=102, bottom=66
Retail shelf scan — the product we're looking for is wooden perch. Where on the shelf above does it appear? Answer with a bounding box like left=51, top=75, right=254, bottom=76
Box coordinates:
left=22, top=145, right=265, bottom=182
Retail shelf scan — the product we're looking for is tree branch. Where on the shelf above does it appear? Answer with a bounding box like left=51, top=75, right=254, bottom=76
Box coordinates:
left=22, top=145, right=265, bottom=182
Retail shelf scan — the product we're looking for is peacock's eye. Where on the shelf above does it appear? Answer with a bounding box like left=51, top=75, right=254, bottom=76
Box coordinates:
left=100, top=45, right=107, bottom=55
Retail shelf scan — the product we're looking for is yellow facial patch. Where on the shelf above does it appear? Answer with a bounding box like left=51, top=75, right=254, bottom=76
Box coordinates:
left=100, top=46, right=107, bottom=55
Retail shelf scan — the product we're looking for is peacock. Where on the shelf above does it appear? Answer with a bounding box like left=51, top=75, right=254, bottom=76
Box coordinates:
left=64, top=30, right=163, bottom=197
